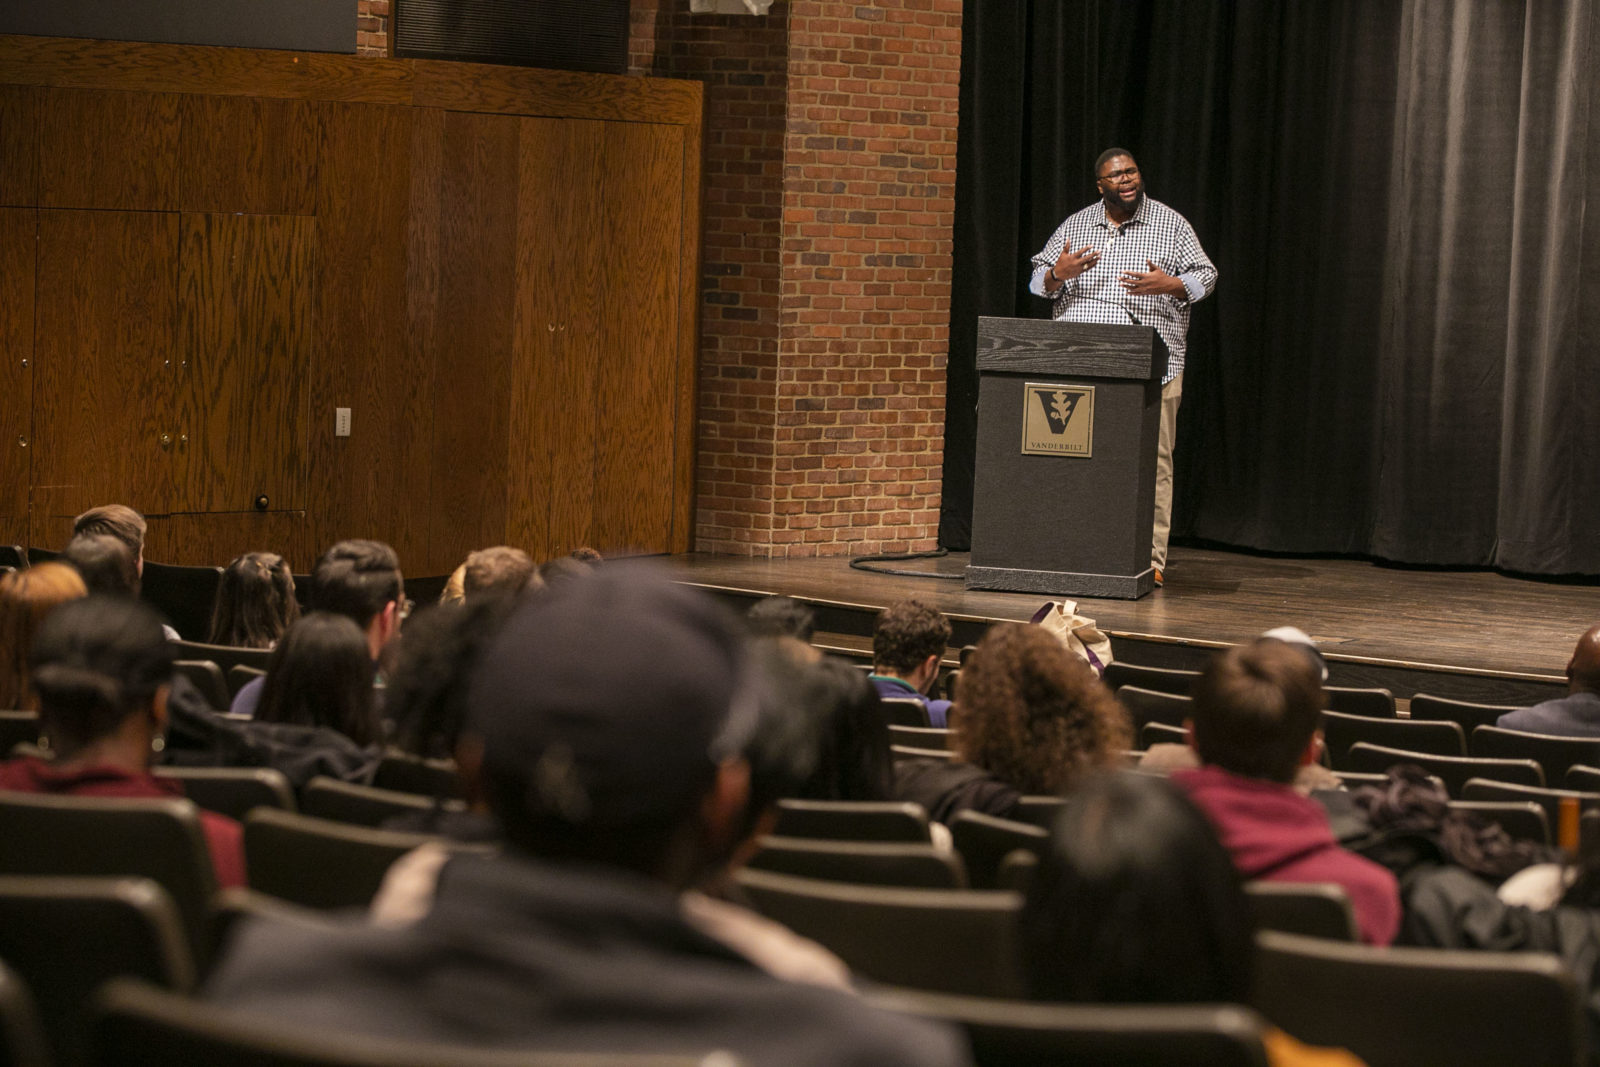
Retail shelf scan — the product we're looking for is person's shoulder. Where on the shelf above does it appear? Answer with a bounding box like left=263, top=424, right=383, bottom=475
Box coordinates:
left=229, top=675, right=264, bottom=716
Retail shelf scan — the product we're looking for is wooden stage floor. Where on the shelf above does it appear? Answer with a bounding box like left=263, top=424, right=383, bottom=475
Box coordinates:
left=656, top=545, right=1597, bottom=703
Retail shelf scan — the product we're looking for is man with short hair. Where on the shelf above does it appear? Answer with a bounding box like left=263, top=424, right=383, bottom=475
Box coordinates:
left=72, top=504, right=148, bottom=574
left=70, top=505, right=183, bottom=638
left=230, top=539, right=405, bottom=717
left=869, top=598, right=953, bottom=727
left=1030, top=149, right=1217, bottom=586
left=1173, top=638, right=1400, bottom=945
left=61, top=533, right=140, bottom=599
left=461, top=546, right=540, bottom=603
left=1497, top=626, right=1600, bottom=737
left=206, top=569, right=969, bottom=1066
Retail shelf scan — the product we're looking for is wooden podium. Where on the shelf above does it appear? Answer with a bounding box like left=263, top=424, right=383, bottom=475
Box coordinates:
left=965, top=316, right=1168, bottom=600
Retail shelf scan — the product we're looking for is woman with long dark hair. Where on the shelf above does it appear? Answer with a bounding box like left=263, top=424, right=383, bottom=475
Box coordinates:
left=254, top=613, right=380, bottom=747
left=1022, top=772, right=1362, bottom=1066
left=208, top=551, right=299, bottom=649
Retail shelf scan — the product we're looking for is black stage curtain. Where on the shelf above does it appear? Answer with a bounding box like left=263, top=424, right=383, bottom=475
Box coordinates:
left=939, top=0, right=1600, bottom=576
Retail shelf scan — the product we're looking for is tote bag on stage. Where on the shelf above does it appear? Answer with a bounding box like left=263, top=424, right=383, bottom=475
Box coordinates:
left=1028, top=600, right=1114, bottom=675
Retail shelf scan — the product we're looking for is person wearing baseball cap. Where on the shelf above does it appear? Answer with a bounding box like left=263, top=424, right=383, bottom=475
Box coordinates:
left=206, top=566, right=969, bottom=1066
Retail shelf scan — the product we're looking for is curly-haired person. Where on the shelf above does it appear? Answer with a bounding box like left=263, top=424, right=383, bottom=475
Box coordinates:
left=894, top=622, right=1132, bottom=824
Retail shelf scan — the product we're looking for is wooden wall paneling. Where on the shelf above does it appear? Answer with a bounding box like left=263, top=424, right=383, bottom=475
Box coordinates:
left=409, top=59, right=702, bottom=126
left=0, top=208, right=33, bottom=541
left=589, top=122, right=685, bottom=555
left=175, top=212, right=315, bottom=513
left=32, top=210, right=177, bottom=521
left=178, top=94, right=317, bottom=214
left=0, top=35, right=414, bottom=106
left=0, top=85, right=37, bottom=207
left=36, top=87, right=180, bottom=210
left=143, top=510, right=314, bottom=570
left=421, top=110, right=520, bottom=573
left=307, top=102, right=428, bottom=567
left=509, top=117, right=607, bottom=562
left=671, top=111, right=703, bottom=553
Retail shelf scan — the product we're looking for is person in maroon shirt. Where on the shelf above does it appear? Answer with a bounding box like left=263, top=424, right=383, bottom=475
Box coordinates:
left=0, top=595, right=244, bottom=888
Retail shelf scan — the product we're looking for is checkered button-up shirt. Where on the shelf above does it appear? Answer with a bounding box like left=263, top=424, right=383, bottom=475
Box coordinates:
left=1029, top=196, right=1217, bottom=383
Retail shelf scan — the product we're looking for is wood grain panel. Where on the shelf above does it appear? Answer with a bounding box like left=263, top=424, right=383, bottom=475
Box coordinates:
left=307, top=102, right=429, bottom=567
left=410, top=59, right=701, bottom=125
left=176, top=213, right=314, bottom=513
left=0, top=35, right=412, bottom=105
left=508, top=118, right=607, bottom=561
left=0, top=208, right=33, bottom=536
left=144, top=510, right=313, bottom=571
left=36, top=87, right=180, bottom=210
left=671, top=115, right=703, bottom=553
left=179, top=95, right=317, bottom=214
left=422, top=110, right=520, bottom=572
left=0, top=85, right=36, bottom=206
left=32, top=210, right=177, bottom=518
left=590, top=122, right=684, bottom=555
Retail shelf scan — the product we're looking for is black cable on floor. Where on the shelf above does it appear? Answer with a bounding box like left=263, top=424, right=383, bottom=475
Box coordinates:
left=848, top=548, right=964, bottom=580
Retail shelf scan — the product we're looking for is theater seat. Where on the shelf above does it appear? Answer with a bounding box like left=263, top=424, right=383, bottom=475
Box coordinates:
left=1252, top=930, right=1582, bottom=1067
left=93, top=977, right=728, bottom=1067
left=872, top=989, right=1270, bottom=1067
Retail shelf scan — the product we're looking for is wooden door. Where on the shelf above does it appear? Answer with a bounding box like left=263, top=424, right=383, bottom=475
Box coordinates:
left=419, top=109, right=521, bottom=573
left=510, top=116, right=607, bottom=561
left=588, top=121, right=686, bottom=555
left=32, top=210, right=178, bottom=524
left=0, top=208, right=33, bottom=542
left=174, top=212, right=315, bottom=514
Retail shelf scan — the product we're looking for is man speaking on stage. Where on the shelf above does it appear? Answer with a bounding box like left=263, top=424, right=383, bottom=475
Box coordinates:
left=1029, top=148, right=1217, bottom=587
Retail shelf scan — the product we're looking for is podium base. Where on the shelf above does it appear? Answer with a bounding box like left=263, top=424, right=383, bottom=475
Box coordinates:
left=964, top=564, right=1155, bottom=601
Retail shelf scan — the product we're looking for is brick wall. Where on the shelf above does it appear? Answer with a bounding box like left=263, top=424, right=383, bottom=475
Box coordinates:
left=632, top=1, right=791, bottom=553
left=776, top=2, right=958, bottom=555
left=634, top=0, right=961, bottom=557
left=355, top=0, right=390, bottom=56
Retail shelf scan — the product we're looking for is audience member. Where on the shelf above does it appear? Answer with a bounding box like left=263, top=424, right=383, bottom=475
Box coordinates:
left=206, top=569, right=968, bottom=1066
left=1496, top=625, right=1600, bottom=736
left=0, top=596, right=245, bottom=887
left=787, top=654, right=895, bottom=803
left=680, top=637, right=853, bottom=990
left=1174, top=637, right=1401, bottom=945
left=746, top=595, right=817, bottom=642
left=462, top=546, right=541, bottom=602
left=61, top=533, right=139, bottom=599
left=230, top=540, right=404, bottom=718
left=1021, top=772, right=1363, bottom=1066
left=72, top=504, right=148, bottom=575
left=253, top=614, right=381, bottom=748
left=69, top=505, right=183, bottom=639
left=208, top=552, right=299, bottom=649
left=869, top=598, right=954, bottom=727
left=896, top=623, right=1129, bottom=824
left=0, top=563, right=87, bottom=709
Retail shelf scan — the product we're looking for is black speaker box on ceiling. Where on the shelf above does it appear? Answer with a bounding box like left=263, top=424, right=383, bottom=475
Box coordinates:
left=395, top=0, right=629, bottom=75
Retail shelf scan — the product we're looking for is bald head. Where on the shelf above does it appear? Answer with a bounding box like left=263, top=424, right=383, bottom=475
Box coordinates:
left=1570, top=627, right=1600, bottom=694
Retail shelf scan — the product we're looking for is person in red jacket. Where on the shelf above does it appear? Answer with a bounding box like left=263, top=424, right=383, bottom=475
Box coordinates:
left=0, top=595, right=245, bottom=888
left=1173, top=637, right=1400, bottom=945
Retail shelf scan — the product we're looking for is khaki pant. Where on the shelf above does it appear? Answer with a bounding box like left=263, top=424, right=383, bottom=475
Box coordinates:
left=1153, top=373, right=1183, bottom=571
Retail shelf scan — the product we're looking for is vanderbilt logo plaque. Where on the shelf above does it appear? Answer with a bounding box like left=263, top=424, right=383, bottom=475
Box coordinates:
left=1021, top=382, right=1095, bottom=457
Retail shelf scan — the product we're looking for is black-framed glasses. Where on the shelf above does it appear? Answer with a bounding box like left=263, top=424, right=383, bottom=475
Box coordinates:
left=1098, top=166, right=1139, bottom=183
